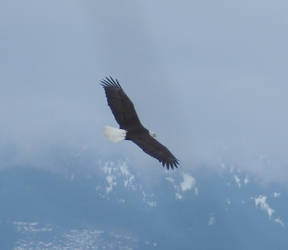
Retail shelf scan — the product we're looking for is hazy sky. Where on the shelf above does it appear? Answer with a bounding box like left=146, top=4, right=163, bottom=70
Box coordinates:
left=1, top=0, right=288, bottom=183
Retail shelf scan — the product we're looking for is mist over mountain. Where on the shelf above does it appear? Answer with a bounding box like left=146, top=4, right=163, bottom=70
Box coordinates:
left=1, top=0, right=288, bottom=249
left=0, top=149, right=287, bottom=249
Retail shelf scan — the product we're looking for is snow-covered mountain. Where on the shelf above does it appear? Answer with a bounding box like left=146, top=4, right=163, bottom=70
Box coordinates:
left=1, top=158, right=287, bottom=250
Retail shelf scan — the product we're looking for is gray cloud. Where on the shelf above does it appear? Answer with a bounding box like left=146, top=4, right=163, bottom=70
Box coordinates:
left=1, top=0, right=288, bottom=183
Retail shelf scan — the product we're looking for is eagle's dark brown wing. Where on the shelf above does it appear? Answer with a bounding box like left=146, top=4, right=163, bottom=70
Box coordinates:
left=101, top=76, right=142, bottom=130
left=131, top=133, right=179, bottom=169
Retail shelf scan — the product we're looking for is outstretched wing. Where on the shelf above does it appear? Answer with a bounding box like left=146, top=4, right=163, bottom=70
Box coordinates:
left=101, top=76, right=142, bottom=130
left=131, top=134, right=179, bottom=169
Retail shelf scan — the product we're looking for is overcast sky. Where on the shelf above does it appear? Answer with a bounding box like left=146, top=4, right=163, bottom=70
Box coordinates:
left=1, top=0, right=288, bottom=183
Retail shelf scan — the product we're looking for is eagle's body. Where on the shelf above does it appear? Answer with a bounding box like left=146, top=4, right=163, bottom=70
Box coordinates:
left=101, top=76, right=179, bottom=169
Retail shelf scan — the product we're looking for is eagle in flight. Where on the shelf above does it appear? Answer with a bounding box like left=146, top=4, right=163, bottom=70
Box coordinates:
left=101, top=76, right=179, bottom=169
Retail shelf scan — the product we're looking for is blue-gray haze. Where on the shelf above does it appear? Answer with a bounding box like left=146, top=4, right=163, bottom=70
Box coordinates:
left=1, top=0, right=288, bottom=249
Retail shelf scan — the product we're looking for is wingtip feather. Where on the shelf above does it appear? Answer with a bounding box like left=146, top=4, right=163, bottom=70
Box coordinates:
left=162, top=158, right=179, bottom=170
left=100, top=76, right=122, bottom=89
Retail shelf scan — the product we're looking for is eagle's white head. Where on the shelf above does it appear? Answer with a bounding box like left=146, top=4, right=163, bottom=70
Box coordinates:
left=149, top=130, right=157, bottom=138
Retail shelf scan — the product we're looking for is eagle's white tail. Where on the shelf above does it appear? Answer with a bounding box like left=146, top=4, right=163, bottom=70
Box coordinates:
left=104, top=126, right=127, bottom=143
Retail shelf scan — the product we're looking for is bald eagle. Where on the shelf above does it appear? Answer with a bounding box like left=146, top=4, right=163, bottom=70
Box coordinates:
left=101, top=76, right=179, bottom=169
